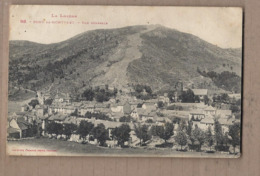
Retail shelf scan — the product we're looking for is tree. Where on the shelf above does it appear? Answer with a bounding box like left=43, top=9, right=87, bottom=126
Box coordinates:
left=46, top=121, right=63, bottom=136
left=223, top=132, right=229, bottom=147
left=205, top=126, right=214, bottom=151
left=134, top=124, right=151, bottom=146
left=178, top=119, right=187, bottom=132
left=203, top=95, right=209, bottom=105
left=144, top=85, right=152, bottom=94
left=191, top=125, right=206, bottom=151
left=214, top=119, right=224, bottom=147
left=85, top=111, right=92, bottom=119
left=157, top=101, right=164, bottom=108
left=145, top=119, right=153, bottom=123
left=186, top=120, right=193, bottom=137
left=64, top=123, right=77, bottom=140
left=27, top=120, right=39, bottom=137
left=168, top=90, right=175, bottom=102
left=134, top=84, right=144, bottom=93
left=44, top=98, right=53, bottom=105
left=77, top=121, right=94, bottom=140
left=70, top=109, right=78, bottom=116
left=221, top=93, right=229, bottom=102
left=113, top=88, right=118, bottom=97
left=172, top=117, right=181, bottom=124
left=175, top=131, right=187, bottom=150
left=28, top=99, right=39, bottom=108
left=137, top=103, right=143, bottom=108
left=230, top=105, right=240, bottom=113
left=82, top=88, right=95, bottom=101
left=154, top=123, right=174, bottom=143
left=228, top=123, right=240, bottom=153
left=150, top=125, right=157, bottom=136
left=194, top=95, right=200, bottom=103
left=133, top=84, right=154, bottom=100
left=112, top=124, right=131, bottom=146
left=92, top=123, right=109, bottom=146
left=179, top=89, right=196, bottom=103
left=55, top=123, right=64, bottom=136
left=84, top=112, right=111, bottom=121
left=46, top=121, right=55, bottom=135
left=119, top=116, right=132, bottom=122
left=95, top=92, right=105, bottom=102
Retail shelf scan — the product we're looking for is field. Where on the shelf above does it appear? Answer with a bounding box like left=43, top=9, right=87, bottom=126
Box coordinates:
left=8, top=88, right=36, bottom=101
left=7, top=138, right=237, bottom=158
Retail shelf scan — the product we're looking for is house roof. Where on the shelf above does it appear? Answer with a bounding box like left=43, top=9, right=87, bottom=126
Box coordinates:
left=64, top=117, right=77, bottom=124
left=95, top=103, right=108, bottom=108
left=35, top=105, right=46, bottom=109
left=161, top=110, right=174, bottom=114
left=100, top=108, right=112, bottom=114
left=39, top=115, right=49, bottom=120
left=17, top=122, right=29, bottom=130
left=54, top=93, right=69, bottom=99
left=218, top=118, right=234, bottom=126
left=136, top=108, right=149, bottom=116
left=192, top=89, right=208, bottom=96
left=189, top=109, right=205, bottom=115
left=143, top=102, right=156, bottom=106
left=153, top=116, right=168, bottom=122
left=228, top=93, right=241, bottom=99
left=161, top=110, right=190, bottom=119
left=111, top=112, right=125, bottom=119
left=7, top=127, right=20, bottom=134
left=85, top=119, right=135, bottom=130
left=129, top=100, right=143, bottom=105
left=144, top=99, right=158, bottom=103
left=63, top=105, right=76, bottom=110
left=216, top=110, right=232, bottom=116
left=204, top=106, right=216, bottom=111
left=82, top=104, right=95, bottom=108
left=200, top=116, right=214, bottom=124
left=48, top=114, right=67, bottom=121
left=71, top=102, right=83, bottom=107
left=147, top=111, right=158, bottom=117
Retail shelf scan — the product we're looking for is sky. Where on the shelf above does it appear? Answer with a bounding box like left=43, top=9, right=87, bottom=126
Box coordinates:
left=9, top=5, right=243, bottom=48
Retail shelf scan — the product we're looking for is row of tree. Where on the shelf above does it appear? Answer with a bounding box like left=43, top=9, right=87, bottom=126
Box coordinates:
left=84, top=111, right=113, bottom=121
left=179, top=89, right=201, bottom=103
left=174, top=119, right=240, bottom=153
left=132, top=84, right=157, bottom=100
left=46, top=121, right=108, bottom=146
left=45, top=119, right=240, bottom=153
left=197, top=69, right=241, bottom=93
left=81, top=86, right=117, bottom=102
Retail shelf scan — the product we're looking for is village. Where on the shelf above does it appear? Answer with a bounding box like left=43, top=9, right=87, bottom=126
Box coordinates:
left=7, top=83, right=241, bottom=154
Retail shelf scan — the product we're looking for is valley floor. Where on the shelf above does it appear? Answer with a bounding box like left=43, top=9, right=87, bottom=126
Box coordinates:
left=7, top=138, right=238, bottom=158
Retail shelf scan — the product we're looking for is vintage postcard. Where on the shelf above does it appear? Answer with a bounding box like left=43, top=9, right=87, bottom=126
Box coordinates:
left=7, top=5, right=242, bottom=157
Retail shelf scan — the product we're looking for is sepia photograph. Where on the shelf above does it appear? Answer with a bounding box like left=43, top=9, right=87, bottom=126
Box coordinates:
left=7, top=5, right=242, bottom=157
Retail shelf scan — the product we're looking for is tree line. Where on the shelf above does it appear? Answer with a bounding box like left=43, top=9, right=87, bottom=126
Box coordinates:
left=131, top=84, right=157, bottom=100
left=45, top=118, right=240, bottom=153
left=46, top=121, right=109, bottom=146
left=197, top=68, right=241, bottom=93
left=174, top=119, right=240, bottom=153
left=82, top=86, right=117, bottom=102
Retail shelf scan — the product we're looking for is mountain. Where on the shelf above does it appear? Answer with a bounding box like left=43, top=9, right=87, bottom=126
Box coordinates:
left=9, top=25, right=242, bottom=96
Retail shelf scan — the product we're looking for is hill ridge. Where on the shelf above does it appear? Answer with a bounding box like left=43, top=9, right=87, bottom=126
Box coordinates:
left=8, top=25, right=242, bottom=95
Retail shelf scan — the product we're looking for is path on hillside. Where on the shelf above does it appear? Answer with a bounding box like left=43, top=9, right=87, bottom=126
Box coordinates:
left=94, top=25, right=158, bottom=90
